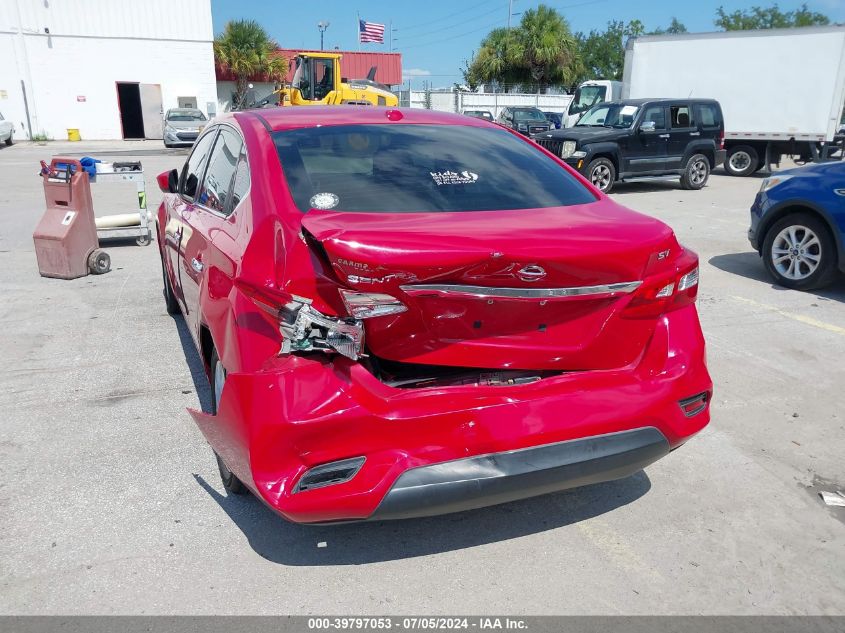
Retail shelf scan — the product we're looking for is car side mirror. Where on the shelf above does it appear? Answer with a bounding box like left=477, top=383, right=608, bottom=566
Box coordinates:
left=640, top=121, right=656, bottom=133
left=157, top=169, right=179, bottom=193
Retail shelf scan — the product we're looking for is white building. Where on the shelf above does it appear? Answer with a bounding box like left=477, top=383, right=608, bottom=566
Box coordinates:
left=0, top=0, right=217, bottom=141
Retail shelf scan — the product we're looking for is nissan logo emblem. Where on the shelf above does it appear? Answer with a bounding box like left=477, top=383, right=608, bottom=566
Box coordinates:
left=517, top=265, right=547, bottom=282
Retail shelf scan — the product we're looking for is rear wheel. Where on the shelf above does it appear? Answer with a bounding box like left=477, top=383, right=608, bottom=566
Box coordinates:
left=210, top=348, right=246, bottom=495
left=680, top=153, right=710, bottom=190
left=4, top=132, right=12, bottom=146
left=586, top=158, right=615, bottom=194
left=762, top=213, right=837, bottom=290
left=725, top=145, right=758, bottom=177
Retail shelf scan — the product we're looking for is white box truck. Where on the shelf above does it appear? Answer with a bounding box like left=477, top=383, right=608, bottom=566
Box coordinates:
left=562, top=80, right=623, bottom=128
left=622, top=26, right=845, bottom=176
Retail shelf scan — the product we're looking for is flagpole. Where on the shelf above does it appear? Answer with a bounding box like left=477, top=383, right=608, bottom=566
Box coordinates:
left=357, top=11, right=360, bottom=51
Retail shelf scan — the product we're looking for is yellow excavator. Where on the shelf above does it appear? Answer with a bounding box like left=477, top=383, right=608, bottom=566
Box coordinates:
left=271, top=53, right=398, bottom=107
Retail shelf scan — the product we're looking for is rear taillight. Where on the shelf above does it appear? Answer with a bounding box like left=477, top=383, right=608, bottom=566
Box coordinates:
left=235, top=280, right=406, bottom=361
left=339, top=289, right=407, bottom=319
left=718, top=130, right=725, bottom=150
left=236, top=279, right=365, bottom=360
left=622, top=251, right=700, bottom=319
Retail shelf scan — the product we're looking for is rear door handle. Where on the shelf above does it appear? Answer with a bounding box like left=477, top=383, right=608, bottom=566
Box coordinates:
left=658, top=133, right=670, bottom=138
left=690, top=131, right=701, bottom=136
left=191, top=258, right=204, bottom=273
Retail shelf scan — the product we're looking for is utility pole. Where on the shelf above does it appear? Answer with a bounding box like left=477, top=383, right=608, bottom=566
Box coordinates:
left=317, top=21, right=330, bottom=50
left=390, top=23, right=398, bottom=52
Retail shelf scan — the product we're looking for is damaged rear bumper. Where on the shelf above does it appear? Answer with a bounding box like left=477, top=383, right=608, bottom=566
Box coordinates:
left=369, top=427, right=669, bottom=520
left=189, top=305, right=711, bottom=524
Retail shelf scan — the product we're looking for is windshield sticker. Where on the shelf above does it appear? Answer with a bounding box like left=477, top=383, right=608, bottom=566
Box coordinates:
left=430, top=170, right=479, bottom=186
left=620, top=105, right=638, bottom=116
left=310, top=192, right=340, bottom=210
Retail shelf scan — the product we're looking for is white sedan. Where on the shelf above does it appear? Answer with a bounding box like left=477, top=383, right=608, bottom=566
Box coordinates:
left=0, top=112, right=13, bottom=146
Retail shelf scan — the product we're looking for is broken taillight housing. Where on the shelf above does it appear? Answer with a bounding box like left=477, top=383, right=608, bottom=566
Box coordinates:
left=235, top=280, right=406, bottom=361
left=278, top=298, right=365, bottom=360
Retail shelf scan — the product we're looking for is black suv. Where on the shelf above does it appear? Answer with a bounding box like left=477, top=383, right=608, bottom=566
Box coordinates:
left=496, top=106, right=551, bottom=136
left=534, top=98, right=726, bottom=193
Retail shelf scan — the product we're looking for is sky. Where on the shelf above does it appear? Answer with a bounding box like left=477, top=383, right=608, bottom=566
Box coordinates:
left=210, top=0, right=845, bottom=88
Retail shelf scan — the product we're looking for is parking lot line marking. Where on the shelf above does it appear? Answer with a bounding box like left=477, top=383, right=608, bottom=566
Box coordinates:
left=730, top=295, right=845, bottom=336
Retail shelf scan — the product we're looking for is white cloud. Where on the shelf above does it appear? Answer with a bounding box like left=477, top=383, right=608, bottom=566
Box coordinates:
left=402, top=68, right=432, bottom=79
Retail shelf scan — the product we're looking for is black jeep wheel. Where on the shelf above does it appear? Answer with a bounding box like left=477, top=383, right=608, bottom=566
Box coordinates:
left=680, top=154, right=710, bottom=190
left=586, top=158, right=615, bottom=193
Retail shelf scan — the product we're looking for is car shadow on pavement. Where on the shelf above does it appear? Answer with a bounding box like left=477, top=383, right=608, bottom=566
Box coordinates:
left=709, top=252, right=845, bottom=303
left=192, top=470, right=651, bottom=565
left=171, top=312, right=213, bottom=412
left=610, top=180, right=682, bottom=195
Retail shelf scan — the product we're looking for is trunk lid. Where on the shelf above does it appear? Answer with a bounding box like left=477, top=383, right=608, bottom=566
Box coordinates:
left=301, top=203, right=680, bottom=371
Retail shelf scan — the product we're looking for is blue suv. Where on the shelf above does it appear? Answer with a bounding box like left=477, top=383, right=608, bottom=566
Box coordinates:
left=748, top=162, right=845, bottom=290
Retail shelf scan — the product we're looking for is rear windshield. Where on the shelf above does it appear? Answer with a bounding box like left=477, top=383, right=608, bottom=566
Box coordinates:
left=272, top=124, right=595, bottom=213
left=167, top=111, right=206, bottom=122
left=513, top=109, right=546, bottom=121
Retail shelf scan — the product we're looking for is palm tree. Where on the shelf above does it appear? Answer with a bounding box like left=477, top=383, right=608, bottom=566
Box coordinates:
left=466, top=28, right=522, bottom=91
left=513, top=5, right=579, bottom=92
left=214, top=20, right=288, bottom=110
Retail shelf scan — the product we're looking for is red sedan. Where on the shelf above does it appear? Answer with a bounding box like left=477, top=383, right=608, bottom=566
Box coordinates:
left=156, top=106, right=711, bottom=524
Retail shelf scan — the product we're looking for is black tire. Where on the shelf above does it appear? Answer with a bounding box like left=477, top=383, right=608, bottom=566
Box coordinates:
left=586, top=158, right=615, bottom=193
left=87, top=249, right=110, bottom=274
left=160, top=254, right=180, bottom=315
left=724, top=145, right=758, bottom=177
left=680, top=153, right=710, bottom=190
left=4, top=133, right=12, bottom=146
left=135, top=233, right=152, bottom=246
left=210, top=349, right=246, bottom=495
left=762, top=213, right=837, bottom=290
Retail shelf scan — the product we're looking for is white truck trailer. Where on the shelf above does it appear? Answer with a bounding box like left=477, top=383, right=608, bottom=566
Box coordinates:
left=622, top=26, right=845, bottom=176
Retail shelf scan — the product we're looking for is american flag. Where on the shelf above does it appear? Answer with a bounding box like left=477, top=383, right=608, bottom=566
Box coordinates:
left=359, top=19, right=385, bottom=44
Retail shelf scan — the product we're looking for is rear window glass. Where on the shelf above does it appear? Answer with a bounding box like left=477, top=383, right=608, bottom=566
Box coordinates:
left=272, top=124, right=595, bottom=213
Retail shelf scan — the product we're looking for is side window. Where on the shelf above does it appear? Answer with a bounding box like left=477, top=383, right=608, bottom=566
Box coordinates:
left=641, top=105, right=666, bottom=130
left=179, top=130, right=216, bottom=201
left=228, top=150, right=250, bottom=214
left=197, top=127, right=243, bottom=215
left=313, top=58, right=334, bottom=100
left=695, top=103, right=721, bottom=128
left=670, top=105, right=693, bottom=129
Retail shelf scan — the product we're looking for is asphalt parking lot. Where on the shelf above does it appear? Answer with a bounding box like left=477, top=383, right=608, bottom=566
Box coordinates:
left=0, top=139, right=843, bottom=615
